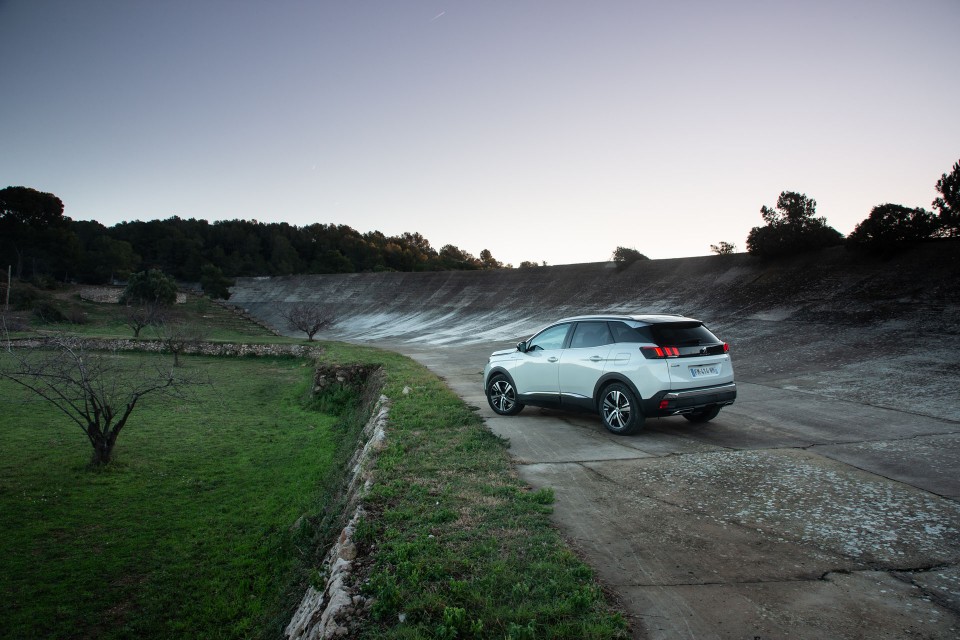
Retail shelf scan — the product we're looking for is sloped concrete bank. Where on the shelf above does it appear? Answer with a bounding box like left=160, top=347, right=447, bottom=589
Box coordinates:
left=230, top=243, right=960, bottom=339
left=231, top=243, right=960, bottom=420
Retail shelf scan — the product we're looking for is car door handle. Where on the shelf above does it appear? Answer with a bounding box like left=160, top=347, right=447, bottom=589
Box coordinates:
left=548, top=356, right=558, bottom=362
left=589, top=356, right=603, bottom=362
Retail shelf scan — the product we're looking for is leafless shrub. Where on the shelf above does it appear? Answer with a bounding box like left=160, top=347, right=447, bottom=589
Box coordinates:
left=159, top=316, right=210, bottom=366
left=282, top=303, right=334, bottom=341
left=0, top=313, right=29, bottom=332
left=0, top=334, right=205, bottom=466
left=710, top=241, right=737, bottom=255
left=124, top=302, right=165, bottom=338
left=66, top=306, right=88, bottom=324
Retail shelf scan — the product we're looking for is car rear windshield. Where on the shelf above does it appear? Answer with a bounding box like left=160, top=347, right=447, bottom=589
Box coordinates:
left=649, top=322, right=721, bottom=346
left=609, top=321, right=654, bottom=343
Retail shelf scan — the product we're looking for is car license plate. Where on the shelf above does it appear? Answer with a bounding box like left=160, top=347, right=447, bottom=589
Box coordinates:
left=690, top=365, right=719, bottom=378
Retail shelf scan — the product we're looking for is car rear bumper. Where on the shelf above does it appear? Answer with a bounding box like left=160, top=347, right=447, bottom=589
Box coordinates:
left=645, top=382, right=737, bottom=416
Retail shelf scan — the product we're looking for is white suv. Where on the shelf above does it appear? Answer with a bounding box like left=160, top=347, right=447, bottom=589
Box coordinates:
left=483, top=314, right=736, bottom=435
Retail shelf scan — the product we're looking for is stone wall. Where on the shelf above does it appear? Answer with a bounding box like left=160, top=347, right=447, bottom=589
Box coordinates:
left=286, top=366, right=389, bottom=640
left=6, top=336, right=321, bottom=358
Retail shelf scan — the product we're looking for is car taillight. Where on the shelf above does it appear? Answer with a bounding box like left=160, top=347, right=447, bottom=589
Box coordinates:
left=642, top=343, right=729, bottom=358
left=641, top=346, right=680, bottom=359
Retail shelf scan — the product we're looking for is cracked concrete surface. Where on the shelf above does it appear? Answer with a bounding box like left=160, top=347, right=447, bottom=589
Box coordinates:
left=232, top=244, right=960, bottom=638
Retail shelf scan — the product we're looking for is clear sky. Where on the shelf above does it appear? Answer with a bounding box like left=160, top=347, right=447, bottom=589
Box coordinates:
left=2, top=0, right=958, bottom=267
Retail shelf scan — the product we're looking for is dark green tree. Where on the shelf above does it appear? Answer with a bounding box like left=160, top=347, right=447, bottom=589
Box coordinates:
left=199, top=263, right=234, bottom=300
left=386, top=232, right=437, bottom=271
left=612, top=246, right=648, bottom=270
left=0, top=186, right=71, bottom=279
left=72, top=219, right=139, bottom=283
left=847, top=203, right=939, bottom=253
left=0, top=186, right=65, bottom=227
left=932, top=158, right=960, bottom=237
left=479, top=249, right=503, bottom=269
left=437, top=245, right=480, bottom=270
left=3, top=204, right=514, bottom=282
left=120, top=269, right=178, bottom=306
left=746, top=191, right=843, bottom=258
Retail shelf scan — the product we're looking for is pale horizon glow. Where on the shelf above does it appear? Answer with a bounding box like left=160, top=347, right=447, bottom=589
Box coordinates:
left=1, top=1, right=958, bottom=267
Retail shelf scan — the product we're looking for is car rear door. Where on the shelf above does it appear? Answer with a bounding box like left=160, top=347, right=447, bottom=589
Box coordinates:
left=558, top=321, right=616, bottom=400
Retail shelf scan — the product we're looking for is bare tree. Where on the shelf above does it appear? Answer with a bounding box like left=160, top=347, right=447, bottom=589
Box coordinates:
left=282, top=303, right=334, bottom=341
left=159, top=317, right=209, bottom=366
left=124, top=302, right=165, bottom=338
left=0, top=335, right=202, bottom=466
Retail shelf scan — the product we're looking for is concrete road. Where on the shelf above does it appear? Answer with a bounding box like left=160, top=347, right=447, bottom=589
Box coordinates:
left=375, top=340, right=960, bottom=640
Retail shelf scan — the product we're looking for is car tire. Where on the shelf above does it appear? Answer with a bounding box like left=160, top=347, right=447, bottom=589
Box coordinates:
left=600, top=383, right=644, bottom=435
left=486, top=374, right=524, bottom=416
left=683, top=406, right=722, bottom=423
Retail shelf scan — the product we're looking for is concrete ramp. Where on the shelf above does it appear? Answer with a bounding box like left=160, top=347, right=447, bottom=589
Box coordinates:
left=231, top=244, right=959, bottom=341
left=231, top=243, right=960, bottom=421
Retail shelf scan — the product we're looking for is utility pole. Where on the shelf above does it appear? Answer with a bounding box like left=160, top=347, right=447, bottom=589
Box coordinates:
left=4, top=265, right=9, bottom=311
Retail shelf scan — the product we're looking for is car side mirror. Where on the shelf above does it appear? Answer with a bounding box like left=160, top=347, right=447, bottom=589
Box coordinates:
left=517, top=341, right=527, bottom=353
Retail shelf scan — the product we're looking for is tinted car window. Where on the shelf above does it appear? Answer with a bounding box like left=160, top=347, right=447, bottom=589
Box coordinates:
left=528, top=323, right=570, bottom=350
left=609, top=321, right=654, bottom=343
left=569, top=321, right=614, bottom=348
left=650, top=322, right=720, bottom=346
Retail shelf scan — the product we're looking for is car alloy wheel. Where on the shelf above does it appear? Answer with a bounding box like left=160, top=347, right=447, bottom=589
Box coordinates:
left=600, top=383, right=643, bottom=435
left=487, top=374, right=523, bottom=415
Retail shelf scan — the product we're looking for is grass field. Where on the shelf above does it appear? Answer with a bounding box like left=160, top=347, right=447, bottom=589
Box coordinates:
left=7, top=285, right=283, bottom=342
left=0, top=353, right=363, bottom=639
left=316, top=343, right=628, bottom=639
left=1, top=285, right=628, bottom=639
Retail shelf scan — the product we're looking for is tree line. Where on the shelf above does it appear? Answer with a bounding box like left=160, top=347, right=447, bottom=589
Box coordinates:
left=4, top=157, right=957, bottom=289
left=618, top=157, right=959, bottom=266
left=741, top=157, right=959, bottom=258
left=0, top=193, right=522, bottom=290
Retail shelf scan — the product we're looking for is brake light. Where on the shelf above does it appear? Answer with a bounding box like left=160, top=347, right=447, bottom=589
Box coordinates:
left=641, top=346, right=680, bottom=359
left=724, top=342, right=730, bottom=353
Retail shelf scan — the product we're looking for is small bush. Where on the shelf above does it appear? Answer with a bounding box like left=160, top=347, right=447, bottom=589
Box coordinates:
left=0, top=314, right=30, bottom=332
left=32, top=300, right=66, bottom=323
left=9, top=285, right=40, bottom=311
left=29, top=274, right=60, bottom=290
left=710, top=241, right=737, bottom=255
left=65, top=306, right=89, bottom=325
left=310, top=383, right=360, bottom=415
left=612, top=246, right=649, bottom=270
